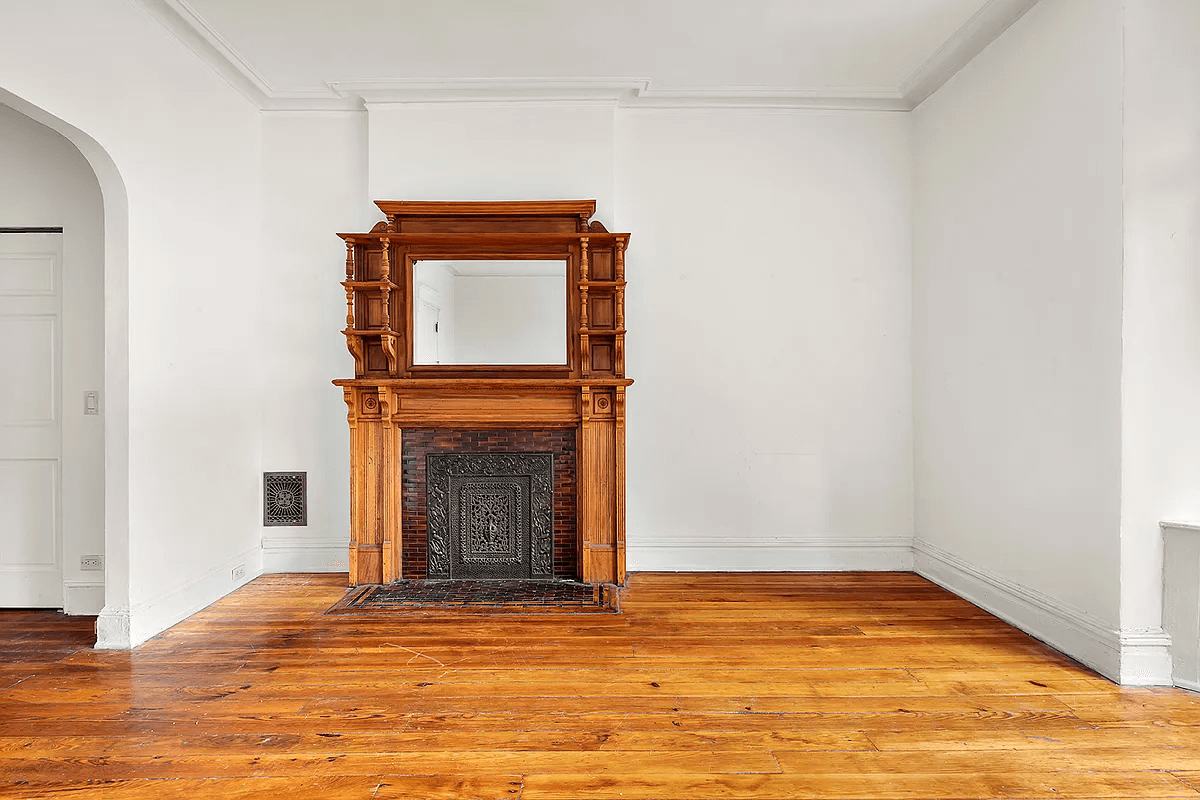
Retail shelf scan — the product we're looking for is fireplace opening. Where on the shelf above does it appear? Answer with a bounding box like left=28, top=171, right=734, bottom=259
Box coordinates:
left=402, top=430, right=578, bottom=581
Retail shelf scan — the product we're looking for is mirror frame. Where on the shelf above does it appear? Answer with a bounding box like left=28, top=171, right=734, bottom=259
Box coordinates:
left=404, top=247, right=581, bottom=379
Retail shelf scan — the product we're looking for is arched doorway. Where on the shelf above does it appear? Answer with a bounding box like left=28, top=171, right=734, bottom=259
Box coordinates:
left=0, top=88, right=130, bottom=647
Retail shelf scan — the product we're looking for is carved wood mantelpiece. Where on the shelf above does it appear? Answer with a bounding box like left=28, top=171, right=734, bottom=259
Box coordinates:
left=334, top=201, right=631, bottom=587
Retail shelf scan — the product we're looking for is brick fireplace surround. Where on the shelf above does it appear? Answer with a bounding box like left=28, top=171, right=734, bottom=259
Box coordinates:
left=401, top=429, right=578, bottom=581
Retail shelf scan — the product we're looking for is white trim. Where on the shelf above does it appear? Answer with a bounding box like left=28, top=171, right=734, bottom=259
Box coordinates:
left=902, top=0, right=1042, bottom=108
left=1119, top=628, right=1174, bottom=686
left=913, top=540, right=1173, bottom=686
left=628, top=536, right=914, bottom=572
left=128, top=0, right=1044, bottom=113
left=914, top=539, right=1120, bottom=679
left=62, top=580, right=105, bottom=615
left=262, top=534, right=349, bottom=574
left=1162, top=522, right=1200, bottom=691
left=95, top=544, right=263, bottom=649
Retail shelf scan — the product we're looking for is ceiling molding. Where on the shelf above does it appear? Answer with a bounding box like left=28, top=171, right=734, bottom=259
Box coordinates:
left=334, top=78, right=649, bottom=106
left=901, top=0, right=1043, bottom=109
left=133, top=0, right=1042, bottom=114
left=133, top=0, right=362, bottom=110
left=631, top=88, right=907, bottom=112
left=335, top=79, right=908, bottom=111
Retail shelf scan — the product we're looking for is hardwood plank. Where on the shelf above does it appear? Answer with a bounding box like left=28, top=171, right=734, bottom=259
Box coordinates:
left=2, top=572, right=1199, bottom=799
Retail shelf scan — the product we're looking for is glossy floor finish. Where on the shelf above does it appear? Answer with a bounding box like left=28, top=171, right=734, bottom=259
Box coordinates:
left=2, top=573, right=1200, bottom=799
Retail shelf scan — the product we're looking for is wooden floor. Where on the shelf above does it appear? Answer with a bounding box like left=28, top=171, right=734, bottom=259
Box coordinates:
left=2, top=573, right=1200, bottom=799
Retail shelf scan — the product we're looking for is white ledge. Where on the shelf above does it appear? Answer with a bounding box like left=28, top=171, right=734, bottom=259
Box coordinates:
left=1161, top=520, right=1200, bottom=533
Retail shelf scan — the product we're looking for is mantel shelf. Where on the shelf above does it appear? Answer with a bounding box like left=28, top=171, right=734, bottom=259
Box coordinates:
left=342, top=280, right=401, bottom=290
left=579, top=280, right=628, bottom=288
left=335, top=377, right=634, bottom=389
left=343, top=327, right=400, bottom=337
left=338, top=231, right=628, bottom=245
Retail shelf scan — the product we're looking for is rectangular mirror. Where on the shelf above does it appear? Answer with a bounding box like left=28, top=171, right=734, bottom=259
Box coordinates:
left=412, top=260, right=567, bottom=365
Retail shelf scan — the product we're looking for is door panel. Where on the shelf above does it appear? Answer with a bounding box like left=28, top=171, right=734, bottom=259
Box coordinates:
left=0, top=459, right=58, bottom=566
left=0, top=316, right=56, bottom=424
left=0, top=234, right=62, bottom=607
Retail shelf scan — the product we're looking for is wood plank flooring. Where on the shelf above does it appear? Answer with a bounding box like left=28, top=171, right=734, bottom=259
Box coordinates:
left=1, top=572, right=1199, bottom=799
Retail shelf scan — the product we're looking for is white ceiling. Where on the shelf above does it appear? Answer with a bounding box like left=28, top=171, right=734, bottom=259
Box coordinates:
left=145, top=0, right=1040, bottom=109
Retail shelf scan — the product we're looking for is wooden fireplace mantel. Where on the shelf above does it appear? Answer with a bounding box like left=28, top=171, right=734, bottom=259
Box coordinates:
left=335, top=200, right=631, bottom=587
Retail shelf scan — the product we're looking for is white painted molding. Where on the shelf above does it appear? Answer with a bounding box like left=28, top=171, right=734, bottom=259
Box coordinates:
left=903, top=0, right=1043, bottom=109
left=336, top=78, right=648, bottom=107
left=914, top=539, right=1120, bottom=679
left=628, top=536, right=914, bottom=572
left=629, top=87, right=907, bottom=112
left=262, top=533, right=350, bottom=574
left=62, top=580, right=105, bottom=616
left=96, top=545, right=263, bottom=649
left=340, top=79, right=909, bottom=112
left=130, top=0, right=361, bottom=110
left=914, top=539, right=1173, bottom=686
left=1163, top=521, right=1200, bottom=692
left=1119, top=627, right=1174, bottom=686
left=129, top=0, right=1040, bottom=113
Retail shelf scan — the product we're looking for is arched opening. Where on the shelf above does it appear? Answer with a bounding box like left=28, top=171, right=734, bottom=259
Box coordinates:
left=0, top=88, right=130, bottom=647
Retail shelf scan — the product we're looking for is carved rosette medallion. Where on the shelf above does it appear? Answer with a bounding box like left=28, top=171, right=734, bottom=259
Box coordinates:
left=426, top=453, right=554, bottom=580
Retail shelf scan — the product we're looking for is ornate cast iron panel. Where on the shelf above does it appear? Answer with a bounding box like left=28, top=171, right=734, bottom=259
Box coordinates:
left=427, top=453, right=554, bottom=580
left=264, top=472, right=307, bottom=526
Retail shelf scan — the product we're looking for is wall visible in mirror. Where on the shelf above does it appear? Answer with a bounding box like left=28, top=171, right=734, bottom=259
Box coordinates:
left=412, top=260, right=567, bottom=365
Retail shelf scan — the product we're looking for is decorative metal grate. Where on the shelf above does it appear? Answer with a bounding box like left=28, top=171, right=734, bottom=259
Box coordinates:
left=427, top=453, right=553, bottom=580
left=264, top=472, right=307, bottom=526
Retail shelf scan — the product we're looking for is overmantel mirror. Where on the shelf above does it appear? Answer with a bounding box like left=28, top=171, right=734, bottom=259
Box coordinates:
left=410, top=258, right=569, bottom=368
left=335, top=200, right=632, bottom=589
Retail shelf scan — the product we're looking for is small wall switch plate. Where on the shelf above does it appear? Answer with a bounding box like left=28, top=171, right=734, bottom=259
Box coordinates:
left=232, top=564, right=246, bottom=581
left=84, top=391, right=100, bottom=415
left=80, top=555, right=103, bottom=571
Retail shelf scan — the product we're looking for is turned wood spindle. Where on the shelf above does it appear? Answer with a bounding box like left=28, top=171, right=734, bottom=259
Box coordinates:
left=380, top=238, right=391, bottom=331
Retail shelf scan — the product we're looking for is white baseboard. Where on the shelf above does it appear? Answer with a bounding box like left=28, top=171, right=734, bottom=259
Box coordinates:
left=628, top=536, right=915, bottom=572
left=913, top=540, right=1173, bottom=686
left=62, top=580, right=105, bottom=615
left=1120, top=628, right=1174, bottom=686
left=262, top=534, right=349, bottom=573
left=96, top=545, right=263, bottom=650
left=1176, top=676, right=1200, bottom=694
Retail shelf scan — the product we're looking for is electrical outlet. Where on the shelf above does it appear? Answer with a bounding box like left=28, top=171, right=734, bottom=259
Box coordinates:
left=232, top=564, right=246, bottom=581
left=80, top=555, right=103, bottom=571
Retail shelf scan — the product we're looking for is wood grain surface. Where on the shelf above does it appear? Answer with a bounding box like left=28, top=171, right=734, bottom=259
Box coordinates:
left=2, top=572, right=1199, bottom=798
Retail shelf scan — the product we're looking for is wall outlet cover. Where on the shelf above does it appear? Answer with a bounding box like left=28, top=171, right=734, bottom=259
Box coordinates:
left=80, top=555, right=103, bottom=571
left=232, top=564, right=246, bottom=581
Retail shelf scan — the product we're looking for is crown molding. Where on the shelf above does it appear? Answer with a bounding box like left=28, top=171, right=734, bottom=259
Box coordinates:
left=902, top=0, right=1042, bottom=109
left=133, top=0, right=1043, bottom=113
left=333, top=78, right=650, bottom=107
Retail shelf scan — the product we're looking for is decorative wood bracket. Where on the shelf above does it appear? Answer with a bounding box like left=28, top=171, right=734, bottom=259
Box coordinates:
left=345, top=333, right=365, bottom=374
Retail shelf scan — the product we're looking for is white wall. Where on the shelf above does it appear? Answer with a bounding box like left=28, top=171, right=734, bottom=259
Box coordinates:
left=1120, top=0, right=1200, bottom=675
left=912, top=0, right=1127, bottom=678
left=368, top=103, right=616, bottom=220
left=451, top=274, right=567, bottom=365
left=259, top=111, right=372, bottom=574
left=0, top=103, right=105, bottom=615
left=0, top=0, right=267, bottom=646
left=618, top=109, right=915, bottom=570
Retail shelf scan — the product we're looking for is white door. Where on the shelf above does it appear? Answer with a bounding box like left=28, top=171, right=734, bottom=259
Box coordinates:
left=415, top=299, right=441, bottom=364
left=0, top=233, right=62, bottom=607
